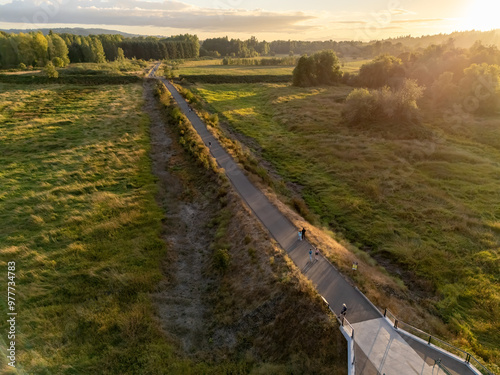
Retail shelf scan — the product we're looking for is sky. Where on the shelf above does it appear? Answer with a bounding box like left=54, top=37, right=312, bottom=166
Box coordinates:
left=0, top=0, right=499, bottom=41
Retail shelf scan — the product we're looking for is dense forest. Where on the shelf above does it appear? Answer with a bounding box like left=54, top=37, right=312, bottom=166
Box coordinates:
left=200, top=30, right=500, bottom=60
left=0, top=31, right=199, bottom=68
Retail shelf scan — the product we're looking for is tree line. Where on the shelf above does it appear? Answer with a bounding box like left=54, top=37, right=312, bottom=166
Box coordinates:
left=0, top=31, right=200, bottom=68
left=200, top=36, right=270, bottom=58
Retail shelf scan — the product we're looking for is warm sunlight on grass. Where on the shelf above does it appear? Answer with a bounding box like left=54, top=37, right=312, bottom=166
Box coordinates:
left=176, top=59, right=294, bottom=76
left=190, top=82, right=500, bottom=367
left=0, top=84, right=175, bottom=374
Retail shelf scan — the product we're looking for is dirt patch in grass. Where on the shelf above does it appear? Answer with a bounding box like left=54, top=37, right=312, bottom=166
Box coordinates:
left=144, top=81, right=216, bottom=357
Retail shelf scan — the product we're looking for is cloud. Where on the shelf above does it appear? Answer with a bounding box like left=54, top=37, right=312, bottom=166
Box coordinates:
left=0, top=0, right=315, bottom=32
left=391, top=18, right=444, bottom=24
left=390, top=8, right=416, bottom=16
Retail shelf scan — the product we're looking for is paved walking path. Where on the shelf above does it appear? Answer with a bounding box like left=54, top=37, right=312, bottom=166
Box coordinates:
left=153, top=71, right=480, bottom=375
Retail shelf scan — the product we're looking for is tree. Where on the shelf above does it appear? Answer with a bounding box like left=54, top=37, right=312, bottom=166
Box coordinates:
left=314, top=50, right=342, bottom=85
left=459, top=63, right=500, bottom=114
left=52, top=57, right=65, bottom=67
left=44, top=61, right=58, bottom=78
left=31, top=31, right=48, bottom=66
left=292, top=50, right=342, bottom=86
left=116, top=47, right=125, bottom=61
left=48, top=33, right=69, bottom=66
left=358, top=54, right=405, bottom=88
left=292, top=55, right=311, bottom=86
left=429, top=71, right=459, bottom=108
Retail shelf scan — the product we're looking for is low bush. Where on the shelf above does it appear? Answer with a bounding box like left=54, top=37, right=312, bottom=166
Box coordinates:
left=343, top=79, right=424, bottom=126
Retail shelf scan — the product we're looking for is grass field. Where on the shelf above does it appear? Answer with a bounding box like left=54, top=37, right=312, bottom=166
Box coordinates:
left=173, top=57, right=369, bottom=78
left=0, top=83, right=184, bottom=374
left=0, top=80, right=348, bottom=374
left=175, top=59, right=295, bottom=76
left=339, top=58, right=371, bottom=73
left=187, top=82, right=500, bottom=368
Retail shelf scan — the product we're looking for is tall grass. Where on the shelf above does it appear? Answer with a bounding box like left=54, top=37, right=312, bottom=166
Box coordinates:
left=183, top=82, right=500, bottom=369
left=0, top=83, right=211, bottom=374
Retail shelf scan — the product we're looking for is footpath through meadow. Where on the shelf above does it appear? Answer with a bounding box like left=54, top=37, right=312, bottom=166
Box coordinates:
left=152, top=68, right=480, bottom=375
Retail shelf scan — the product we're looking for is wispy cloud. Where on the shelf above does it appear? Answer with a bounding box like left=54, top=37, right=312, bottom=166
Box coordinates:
left=390, top=8, right=417, bottom=16
left=0, top=0, right=315, bottom=33
left=391, top=18, right=444, bottom=24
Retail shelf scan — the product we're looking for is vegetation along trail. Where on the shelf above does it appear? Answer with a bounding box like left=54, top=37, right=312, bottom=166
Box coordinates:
left=155, top=73, right=482, bottom=375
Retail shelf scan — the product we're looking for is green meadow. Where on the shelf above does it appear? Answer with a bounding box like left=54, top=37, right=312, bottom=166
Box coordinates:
left=188, top=82, right=500, bottom=367
left=0, top=80, right=348, bottom=374
left=339, top=58, right=371, bottom=73
left=176, top=59, right=295, bottom=76
left=0, top=83, right=184, bottom=374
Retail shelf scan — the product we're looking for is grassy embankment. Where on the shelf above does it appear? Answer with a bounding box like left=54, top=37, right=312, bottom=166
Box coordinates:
left=177, top=81, right=500, bottom=369
left=153, top=81, right=348, bottom=374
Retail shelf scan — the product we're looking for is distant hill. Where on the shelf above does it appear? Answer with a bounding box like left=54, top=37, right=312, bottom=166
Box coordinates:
left=0, top=27, right=139, bottom=37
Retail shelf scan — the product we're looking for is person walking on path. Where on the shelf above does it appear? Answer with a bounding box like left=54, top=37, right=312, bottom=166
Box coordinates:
left=298, top=230, right=302, bottom=241
left=315, top=248, right=319, bottom=261
left=309, top=249, right=313, bottom=262
left=340, top=303, right=347, bottom=318
left=301, top=228, right=306, bottom=241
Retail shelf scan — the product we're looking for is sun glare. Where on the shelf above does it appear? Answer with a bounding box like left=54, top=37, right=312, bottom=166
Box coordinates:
left=460, top=0, right=500, bottom=31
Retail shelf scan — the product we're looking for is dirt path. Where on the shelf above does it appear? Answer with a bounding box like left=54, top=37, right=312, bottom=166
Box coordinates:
left=143, top=81, right=212, bottom=356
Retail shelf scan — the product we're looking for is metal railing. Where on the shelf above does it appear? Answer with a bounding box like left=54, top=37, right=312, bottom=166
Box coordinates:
left=434, top=358, right=453, bottom=375
left=384, top=308, right=494, bottom=375
left=340, top=315, right=355, bottom=339
left=322, top=296, right=355, bottom=375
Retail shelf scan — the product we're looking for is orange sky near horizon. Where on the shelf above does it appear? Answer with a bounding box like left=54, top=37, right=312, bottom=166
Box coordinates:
left=0, top=0, right=499, bottom=40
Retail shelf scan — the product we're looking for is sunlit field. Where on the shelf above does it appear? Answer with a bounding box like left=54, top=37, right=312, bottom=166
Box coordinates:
left=189, top=82, right=500, bottom=367
left=0, top=83, right=174, bottom=374
left=339, top=58, right=372, bottom=73
left=176, top=58, right=295, bottom=76
left=173, top=57, right=369, bottom=78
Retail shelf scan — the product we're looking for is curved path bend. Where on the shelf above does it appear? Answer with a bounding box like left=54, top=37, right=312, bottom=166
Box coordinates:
left=151, top=69, right=480, bottom=375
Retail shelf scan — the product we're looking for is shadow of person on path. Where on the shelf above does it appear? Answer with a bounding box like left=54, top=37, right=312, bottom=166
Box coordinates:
left=302, top=262, right=314, bottom=273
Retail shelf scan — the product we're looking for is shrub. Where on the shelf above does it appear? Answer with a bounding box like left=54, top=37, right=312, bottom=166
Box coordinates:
left=52, top=57, right=65, bottom=68
left=44, top=61, right=59, bottom=78
left=343, top=79, right=423, bottom=125
left=213, top=249, right=230, bottom=273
